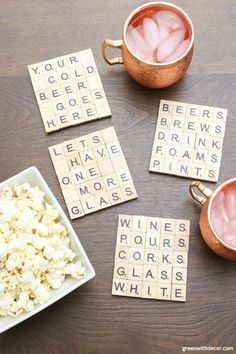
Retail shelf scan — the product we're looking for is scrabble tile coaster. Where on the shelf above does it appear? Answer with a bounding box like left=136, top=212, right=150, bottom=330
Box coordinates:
left=149, top=99, right=228, bottom=182
left=112, top=214, right=190, bottom=302
left=49, top=127, right=137, bottom=219
left=28, top=49, right=111, bottom=133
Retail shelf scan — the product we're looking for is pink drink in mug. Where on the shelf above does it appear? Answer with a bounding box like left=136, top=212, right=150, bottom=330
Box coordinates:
left=126, top=7, right=191, bottom=64
left=211, top=181, right=236, bottom=249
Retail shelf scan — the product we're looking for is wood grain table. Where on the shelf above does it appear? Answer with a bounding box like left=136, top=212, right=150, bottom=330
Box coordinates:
left=0, top=1, right=236, bottom=353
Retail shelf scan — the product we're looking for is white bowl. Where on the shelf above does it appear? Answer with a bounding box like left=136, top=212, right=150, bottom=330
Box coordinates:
left=0, top=166, right=95, bottom=334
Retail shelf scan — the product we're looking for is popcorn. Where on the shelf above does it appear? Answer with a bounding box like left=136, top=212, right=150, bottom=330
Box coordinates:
left=0, top=183, right=86, bottom=317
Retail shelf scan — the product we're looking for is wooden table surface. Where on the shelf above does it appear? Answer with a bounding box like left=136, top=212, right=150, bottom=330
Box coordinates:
left=0, top=1, right=236, bottom=353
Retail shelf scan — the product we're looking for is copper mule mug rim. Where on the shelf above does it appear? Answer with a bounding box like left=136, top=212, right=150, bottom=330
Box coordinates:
left=102, top=1, right=195, bottom=67
left=190, top=179, right=236, bottom=252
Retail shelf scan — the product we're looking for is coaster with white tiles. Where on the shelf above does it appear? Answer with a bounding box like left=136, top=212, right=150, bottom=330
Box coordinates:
left=28, top=49, right=111, bottom=133
left=112, top=214, right=190, bottom=302
left=49, top=127, right=137, bottom=219
left=149, top=99, right=227, bottom=182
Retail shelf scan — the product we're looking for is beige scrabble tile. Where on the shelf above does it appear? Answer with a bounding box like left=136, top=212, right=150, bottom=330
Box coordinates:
left=66, top=153, right=82, bottom=170
left=175, top=219, right=190, bottom=236
left=84, top=162, right=101, bottom=180
left=67, top=200, right=84, bottom=219
left=116, top=229, right=132, bottom=246
left=95, top=102, right=111, bottom=118
left=112, top=279, right=127, bottom=296
left=141, top=282, right=157, bottom=299
left=132, top=215, right=147, bottom=231
left=71, top=167, right=87, bottom=185
left=144, top=248, right=159, bottom=266
left=213, top=107, right=227, bottom=124
left=112, top=155, right=129, bottom=172
left=199, top=105, right=214, bottom=121
left=146, top=217, right=161, bottom=234
left=79, top=149, right=96, bottom=165
left=118, top=214, right=133, bottom=231
left=159, top=100, right=174, bottom=115
left=161, top=218, right=176, bottom=236
left=173, top=101, right=187, bottom=117
left=156, top=282, right=171, bottom=301
left=86, top=76, right=103, bottom=90
left=126, top=280, right=142, bottom=298
left=158, top=265, right=172, bottom=283
left=172, top=267, right=187, bottom=285
left=57, top=171, right=73, bottom=190
left=174, top=235, right=189, bottom=252
left=149, top=156, right=164, bottom=172
left=113, top=262, right=129, bottom=280
left=143, top=265, right=158, bottom=282
left=101, top=126, right=118, bottom=143
left=98, top=159, right=114, bottom=175
left=93, top=144, right=109, bottom=161
left=131, top=231, right=146, bottom=248
left=163, top=158, right=178, bottom=175
left=48, top=144, right=65, bottom=161
left=159, top=251, right=173, bottom=266
left=52, top=158, right=70, bottom=175
left=82, top=104, right=97, bottom=121
left=62, top=139, right=78, bottom=156
left=121, top=182, right=137, bottom=202
left=115, top=245, right=131, bottom=263
left=94, top=191, right=111, bottom=210
left=76, top=135, right=91, bottom=151
left=173, top=251, right=188, bottom=268
left=145, top=233, right=160, bottom=249
left=186, top=103, right=200, bottom=119
left=103, top=173, right=119, bottom=190
left=160, top=235, right=174, bottom=251
left=171, top=284, right=186, bottom=302
left=108, top=187, right=125, bottom=205
left=62, top=187, right=79, bottom=204
left=128, top=264, right=143, bottom=281
left=130, top=247, right=144, bottom=264
left=80, top=197, right=97, bottom=215
left=88, top=130, right=105, bottom=147
left=76, top=182, right=92, bottom=199
left=89, top=177, right=106, bottom=195
left=107, top=140, right=123, bottom=158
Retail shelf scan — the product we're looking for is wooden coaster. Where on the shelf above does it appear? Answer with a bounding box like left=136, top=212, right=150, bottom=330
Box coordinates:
left=49, top=127, right=137, bottom=219
left=112, top=214, right=190, bottom=302
left=28, top=49, right=111, bottom=133
left=149, top=100, right=227, bottom=182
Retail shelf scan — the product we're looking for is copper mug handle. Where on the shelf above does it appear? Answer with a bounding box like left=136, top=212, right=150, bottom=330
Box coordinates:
left=101, top=39, right=124, bottom=65
left=189, top=181, right=213, bottom=206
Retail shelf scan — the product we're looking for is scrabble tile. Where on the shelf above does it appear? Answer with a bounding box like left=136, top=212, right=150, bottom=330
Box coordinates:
left=172, top=267, right=187, bottom=285
left=156, top=283, right=172, bottom=301
left=149, top=99, right=227, bottom=182
left=116, top=230, right=132, bottom=246
left=108, top=187, right=125, bottom=205
left=171, top=284, right=186, bottom=302
left=141, top=282, right=157, bottom=299
left=112, top=279, right=127, bottom=296
left=158, top=266, right=172, bottom=283
left=126, top=280, right=142, bottom=298
left=112, top=214, right=190, bottom=302
left=113, top=262, right=129, bottom=280
left=143, top=265, right=158, bottom=282
left=49, top=127, right=137, bottom=219
left=128, top=264, right=143, bottom=281
left=67, top=200, right=84, bottom=219
left=28, top=49, right=111, bottom=133
left=62, top=187, right=79, bottom=204
left=131, top=231, right=146, bottom=248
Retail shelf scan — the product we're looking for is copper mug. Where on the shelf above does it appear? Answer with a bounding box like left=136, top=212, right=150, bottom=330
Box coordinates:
left=101, top=2, right=194, bottom=88
left=190, top=180, right=236, bottom=261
